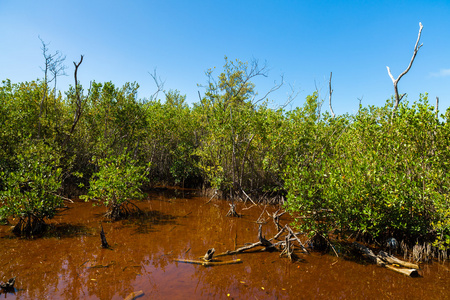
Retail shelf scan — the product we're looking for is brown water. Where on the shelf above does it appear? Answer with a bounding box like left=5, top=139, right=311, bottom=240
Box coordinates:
left=0, top=188, right=449, bottom=299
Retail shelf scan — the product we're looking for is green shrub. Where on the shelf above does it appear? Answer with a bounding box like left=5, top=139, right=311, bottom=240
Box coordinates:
left=81, top=151, right=150, bottom=220
left=0, top=141, right=63, bottom=236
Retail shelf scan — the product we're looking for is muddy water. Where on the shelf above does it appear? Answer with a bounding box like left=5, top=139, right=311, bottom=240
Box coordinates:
left=0, top=188, right=449, bottom=299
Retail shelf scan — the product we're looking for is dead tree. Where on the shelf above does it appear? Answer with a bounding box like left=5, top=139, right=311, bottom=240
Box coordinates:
left=435, top=96, right=439, bottom=119
left=387, top=22, right=424, bottom=119
left=69, top=55, right=84, bottom=135
left=329, top=72, right=335, bottom=118
left=61, top=55, right=84, bottom=148
left=38, top=37, right=67, bottom=139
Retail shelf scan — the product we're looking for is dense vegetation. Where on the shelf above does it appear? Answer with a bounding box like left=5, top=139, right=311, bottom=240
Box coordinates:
left=0, top=57, right=449, bottom=253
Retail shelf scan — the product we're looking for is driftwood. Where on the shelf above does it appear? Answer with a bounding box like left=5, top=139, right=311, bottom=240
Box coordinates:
left=216, top=240, right=264, bottom=257
left=269, top=209, right=286, bottom=231
left=0, top=277, right=16, bottom=292
left=215, top=224, right=308, bottom=263
left=258, top=224, right=273, bottom=247
left=378, top=251, right=419, bottom=269
left=175, top=258, right=243, bottom=266
left=285, top=225, right=309, bottom=254
left=124, top=290, right=144, bottom=300
left=280, top=233, right=296, bottom=261
left=226, top=203, right=241, bottom=217
left=204, top=248, right=215, bottom=261
left=353, top=242, right=419, bottom=277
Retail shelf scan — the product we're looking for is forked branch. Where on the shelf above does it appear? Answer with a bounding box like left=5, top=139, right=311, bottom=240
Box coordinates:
left=387, top=22, right=423, bottom=118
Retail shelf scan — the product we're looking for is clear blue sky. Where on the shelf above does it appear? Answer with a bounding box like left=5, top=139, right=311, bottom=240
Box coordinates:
left=1, top=0, right=449, bottom=115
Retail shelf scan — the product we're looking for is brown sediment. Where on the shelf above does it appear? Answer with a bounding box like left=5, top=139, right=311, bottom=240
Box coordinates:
left=0, top=187, right=449, bottom=299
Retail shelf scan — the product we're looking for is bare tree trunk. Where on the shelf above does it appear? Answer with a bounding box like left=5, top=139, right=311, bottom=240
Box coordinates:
left=329, top=72, right=335, bottom=118
left=62, top=55, right=84, bottom=148
left=69, top=55, right=84, bottom=135
left=435, top=96, right=439, bottom=119
left=387, top=22, right=424, bottom=119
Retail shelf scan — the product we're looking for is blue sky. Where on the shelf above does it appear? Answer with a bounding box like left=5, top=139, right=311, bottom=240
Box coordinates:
left=1, top=0, right=449, bottom=115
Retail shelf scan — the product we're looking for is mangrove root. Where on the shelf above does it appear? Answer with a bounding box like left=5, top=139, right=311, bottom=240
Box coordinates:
left=105, top=201, right=143, bottom=220
left=13, top=215, right=47, bottom=236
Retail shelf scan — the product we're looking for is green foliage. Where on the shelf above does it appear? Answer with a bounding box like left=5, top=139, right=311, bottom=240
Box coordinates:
left=284, top=95, right=450, bottom=248
left=81, top=151, right=150, bottom=220
left=1, top=56, right=450, bottom=252
left=195, top=57, right=286, bottom=198
left=0, top=140, right=63, bottom=235
left=142, top=90, right=200, bottom=185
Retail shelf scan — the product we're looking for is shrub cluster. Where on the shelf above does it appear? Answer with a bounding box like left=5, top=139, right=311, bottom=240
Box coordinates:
left=0, top=59, right=448, bottom=251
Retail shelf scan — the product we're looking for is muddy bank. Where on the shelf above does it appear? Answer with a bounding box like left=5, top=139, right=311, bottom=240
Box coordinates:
left=1, top=188, right=449, bottom=299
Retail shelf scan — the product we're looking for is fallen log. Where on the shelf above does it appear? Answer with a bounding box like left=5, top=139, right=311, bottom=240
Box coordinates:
left=378, top=251, right=419, bottom=269
left=385, top=265, right=419, bottom=277
left=352, top=242, right=420, bottom=277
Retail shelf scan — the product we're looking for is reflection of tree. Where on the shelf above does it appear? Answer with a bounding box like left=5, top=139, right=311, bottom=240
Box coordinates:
left=0, top=194, right=294, bottom=299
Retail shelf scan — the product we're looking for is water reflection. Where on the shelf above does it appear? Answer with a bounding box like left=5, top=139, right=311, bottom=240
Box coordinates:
left=0, top=189, right=449, bottom=299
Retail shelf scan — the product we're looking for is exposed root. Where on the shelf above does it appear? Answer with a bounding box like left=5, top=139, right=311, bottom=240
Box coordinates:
left=105, top=201, right=143, bottom=220
left=12, top=214, right=47, bottom=236
left=226, top=203, right=241, bottom=218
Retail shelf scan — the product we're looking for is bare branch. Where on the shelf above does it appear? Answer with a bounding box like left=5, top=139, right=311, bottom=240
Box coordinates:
left=435, top=96, right=439, bottom=119
left=276, top=82, right=299, bottom=110
left=252, top=75, right=284, bottom=105
left=387, top=22, right=424, bottom=118
left=69, top=55, right=84, bottom=135
left=357, top=95, right=363, bottom=113
left=148, top=69, right=165, bottom=101
left=329, top=72, right=335, bottom=118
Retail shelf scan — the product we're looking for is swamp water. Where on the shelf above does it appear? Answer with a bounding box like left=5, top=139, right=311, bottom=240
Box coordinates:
left=0, top=188, right=449, bottom=299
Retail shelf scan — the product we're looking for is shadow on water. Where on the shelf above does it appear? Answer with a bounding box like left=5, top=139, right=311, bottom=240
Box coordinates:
left=44, top=223, right=94, bottom=239
left=120, top=209, right=178, bottom=234
left=0, top=189, right=449, bottom=299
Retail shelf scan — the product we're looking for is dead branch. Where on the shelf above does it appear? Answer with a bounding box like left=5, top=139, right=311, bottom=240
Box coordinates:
left=63, top=55, right=84, bottom=145
left=258, top=224, right=273, bottom=247
left=387, top=22, right=423, bottom=118
left=226, top=203, right=241, bottom=217
left=286, top=225, right=309, bottom=254
left=329, top=72, right=335, bottom=118
left=435, top=96, right=439, bottom=119
left=352, top=242, right=419, bottom=277
left=100, top=224, right=109, bottom=248
left=175, top=258, right=242, bottom=266
left=148, top=69, right=165, bottom=101
left=267, top=209, right=286, bottom=231
left=203, top=248, right=215, bottom=261
left=124, top=290, right=144, bottom=300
